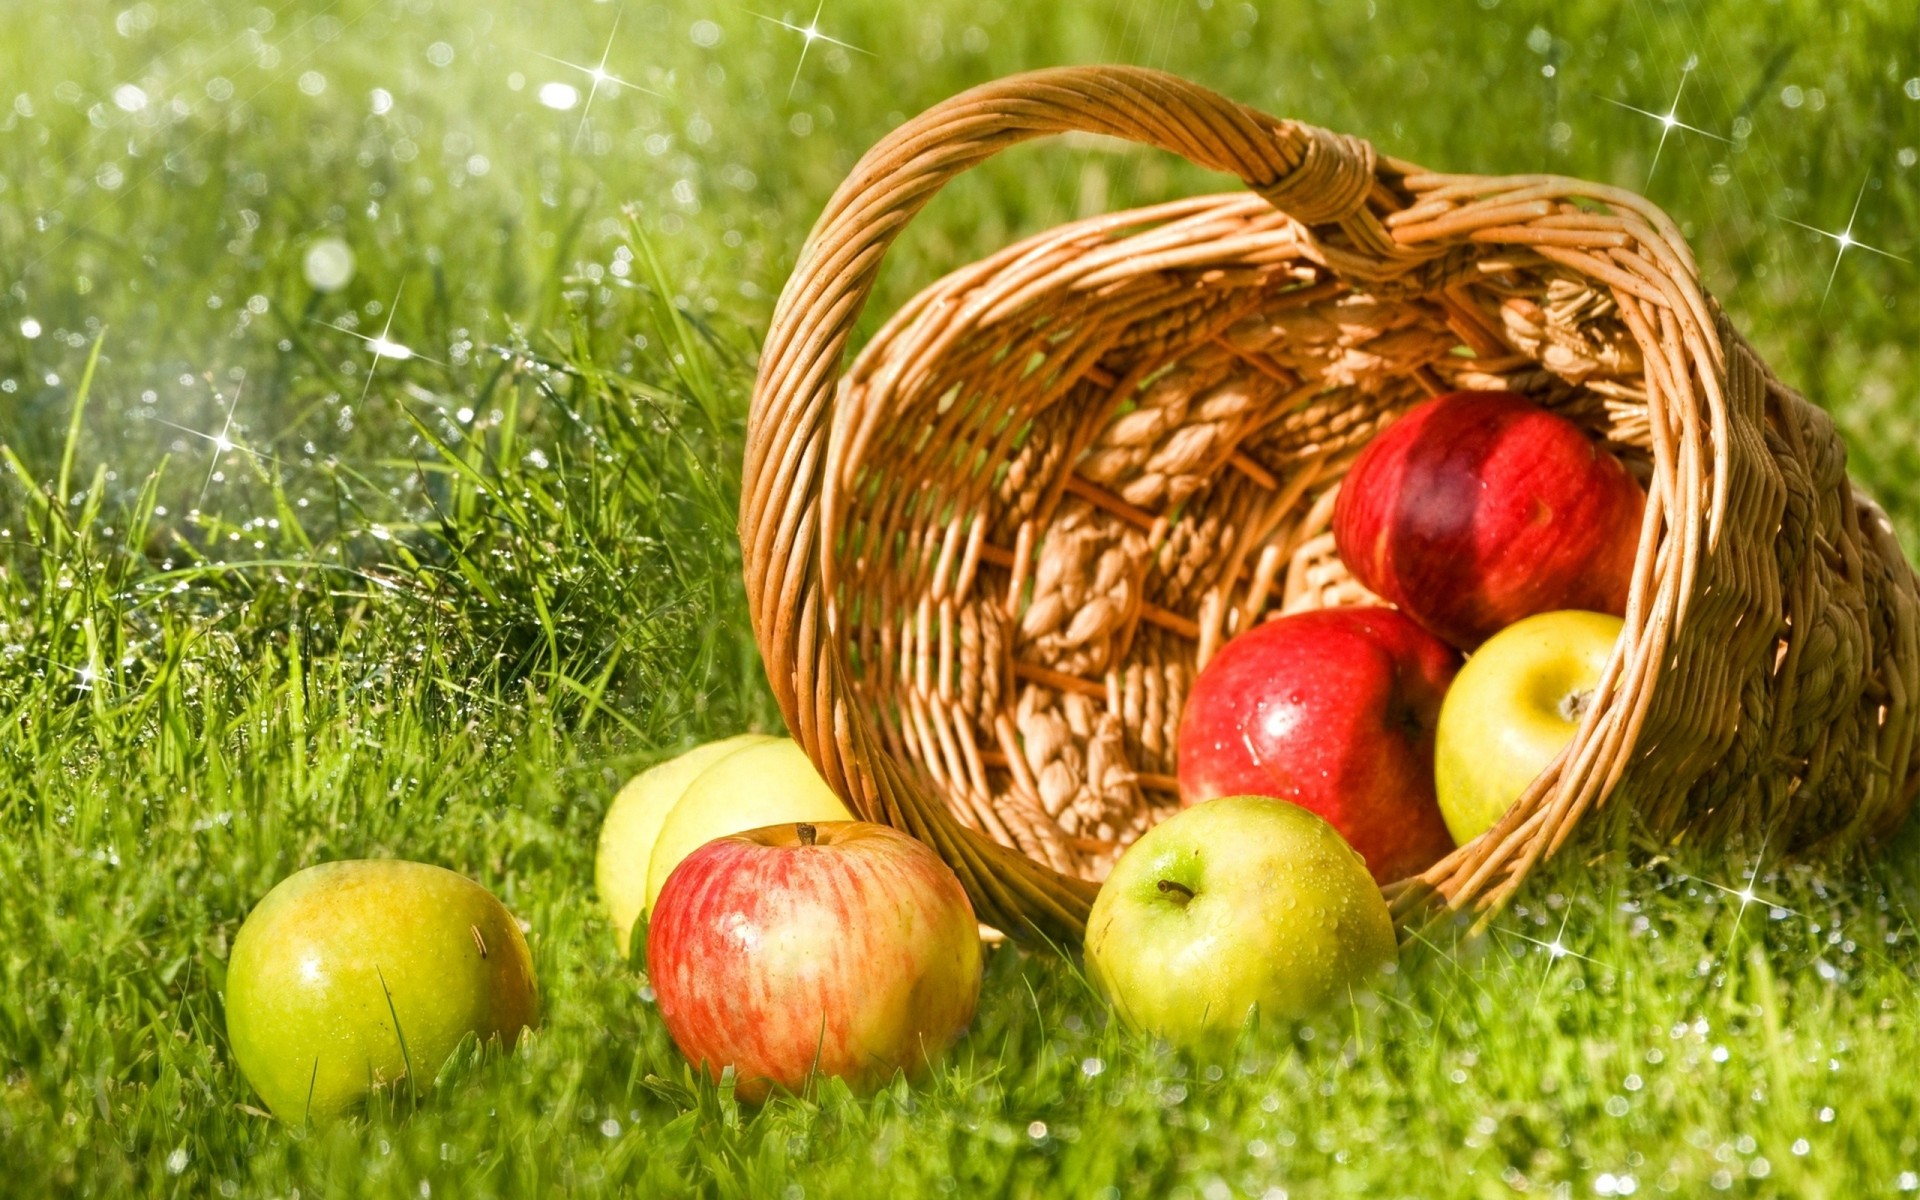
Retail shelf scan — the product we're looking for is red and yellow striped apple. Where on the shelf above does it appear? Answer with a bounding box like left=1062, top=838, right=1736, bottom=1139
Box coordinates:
left=647, top=821, right=982, bottom=1102
left=1333, top=391, right=1645, bottom=650
left=1176, top=607, right=1461, bottom=883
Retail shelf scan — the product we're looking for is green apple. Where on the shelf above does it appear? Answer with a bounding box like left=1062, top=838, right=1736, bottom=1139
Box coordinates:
left=1434, top=609, right=1624, bottom=845
left=596, top=733, right=774, bottom=957
left=224, top=860, right=539, bottom=1123
left=1085, top=795, right=1396, bottom=1048
left=645, top=738, right=854, bottom=910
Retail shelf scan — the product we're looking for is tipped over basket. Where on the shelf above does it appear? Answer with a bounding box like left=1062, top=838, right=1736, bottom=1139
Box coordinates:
left=740, top=66, right=1920, bottom=947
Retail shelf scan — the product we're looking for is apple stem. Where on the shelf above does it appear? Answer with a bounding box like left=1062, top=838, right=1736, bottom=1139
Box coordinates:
left=1157, top=878, right=1196, bottom=903
left=797, top=823, right=817, bottom=847
left=1562, top=688, right=1595, bottom=722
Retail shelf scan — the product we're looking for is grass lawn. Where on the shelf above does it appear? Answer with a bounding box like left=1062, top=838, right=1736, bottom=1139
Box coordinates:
left=5, top=0, right=1920, bottom=1194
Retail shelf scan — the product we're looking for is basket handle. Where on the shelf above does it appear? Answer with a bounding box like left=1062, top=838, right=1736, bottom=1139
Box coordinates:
left=741, top=66, right=1393, bottom=942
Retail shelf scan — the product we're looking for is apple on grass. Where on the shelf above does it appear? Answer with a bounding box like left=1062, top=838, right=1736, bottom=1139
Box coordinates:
left=596, top=732, right=774, bottom=958
left=224, top=860, right=539, bottom=1123
left=647, top=821, right=982, bottom=1102
left=1086, top=795, right=1396, bottom=1049
left=644, top=738, right=853, bottom=913
left=1434, top=610, right=1625, bottom=845
left=1333, top=390, right=1646, bottom=650
left=1176, top=606, right=1461, bottom=884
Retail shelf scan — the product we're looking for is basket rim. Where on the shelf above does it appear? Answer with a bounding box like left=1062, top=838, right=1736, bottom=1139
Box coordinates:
left=740, top=64, right=1907, bottom=947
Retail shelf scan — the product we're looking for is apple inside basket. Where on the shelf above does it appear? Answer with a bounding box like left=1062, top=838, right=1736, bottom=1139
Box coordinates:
left=740, top=66, right=1920, bottom=947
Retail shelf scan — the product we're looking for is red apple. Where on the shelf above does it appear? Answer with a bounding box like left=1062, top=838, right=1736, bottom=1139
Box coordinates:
left=1175, top=607, right=1460, bottom=883
left=647, top=821, right=982, bottom=1102
left=1332, top=391, right=1646, bottom=650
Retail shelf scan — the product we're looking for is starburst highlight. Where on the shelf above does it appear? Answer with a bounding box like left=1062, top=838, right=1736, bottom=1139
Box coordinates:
left=320, top=281, right=440, bottom=409
left=1495, top=900, right=1607, bottom=1002
left=19, top=648, right=109, bottom=697
left=145, top=376, right=253, bottom=503
left=1599, top=59, right=1729, bottom=185
left=753, top=1, right=871, bottom=99
left=533, top=8, right=660, bottom=146
left=1684, top=845, right=1800, bottom=951
left=1780, top=171, right=1911, bottom=306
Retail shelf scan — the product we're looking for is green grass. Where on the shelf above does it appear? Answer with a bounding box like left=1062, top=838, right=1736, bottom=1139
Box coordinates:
left=4, top=0, right=1920, bottom=1194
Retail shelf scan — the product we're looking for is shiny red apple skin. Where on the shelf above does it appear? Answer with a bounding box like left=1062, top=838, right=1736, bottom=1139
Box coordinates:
left=1175, top=607, right=1461, bottom=883
left=1332, top=391, right=1646, bottom=650
left=647, top=821, right=982, bottom=1103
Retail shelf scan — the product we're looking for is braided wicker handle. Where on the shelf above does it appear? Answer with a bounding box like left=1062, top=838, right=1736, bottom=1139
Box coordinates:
left=742, top=67, right=1407, bottom=941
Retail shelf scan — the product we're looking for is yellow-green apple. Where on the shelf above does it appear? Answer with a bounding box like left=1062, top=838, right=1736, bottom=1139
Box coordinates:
left=647, top=821, right=982, bottom=1102
left=1176, top=607, right=1461, bottom=883
left=224, top=860, right=539, bottom=1122
left=1333, top=391, right=1645, bottom=650
left=1086, top=796, right=1396, bottom=1048
left=596, top=733, right=774, bottom=957
left=645, top=738, right=853, bottom=911
left=1434, top=610, right=1624, bottom=844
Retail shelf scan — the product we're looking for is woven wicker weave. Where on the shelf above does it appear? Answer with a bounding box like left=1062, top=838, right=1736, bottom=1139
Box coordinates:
left=741, top=66, right=1920, bottom=946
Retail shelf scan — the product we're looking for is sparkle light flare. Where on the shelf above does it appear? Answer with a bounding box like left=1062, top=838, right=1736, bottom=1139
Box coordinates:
left=753, top=0, right=872, bottom=99
left=1493, top=900, right=1609, bottom=1003
left=363, top=336, right=415, bottom=362
left=1598, top=60, right=1730, bottom=186
left=531, top=9, right=660, bottom=145
left=23, top=651, right=104, bottom=695
left=318, top=280, right=441, bottom=411
left=180, top=377, right=247, bottom=502
left=1779, top=171, right=1912, bottom=307
left=1688, top=864, right=1800, bottom=928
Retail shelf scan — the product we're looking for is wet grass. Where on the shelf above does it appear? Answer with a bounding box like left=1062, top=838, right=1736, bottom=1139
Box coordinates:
left=3, top=0, right=1920, bottom=1194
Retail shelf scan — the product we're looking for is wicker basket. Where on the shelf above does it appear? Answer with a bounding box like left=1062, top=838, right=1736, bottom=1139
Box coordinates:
left=740, top=66, right=1920, bottom=946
